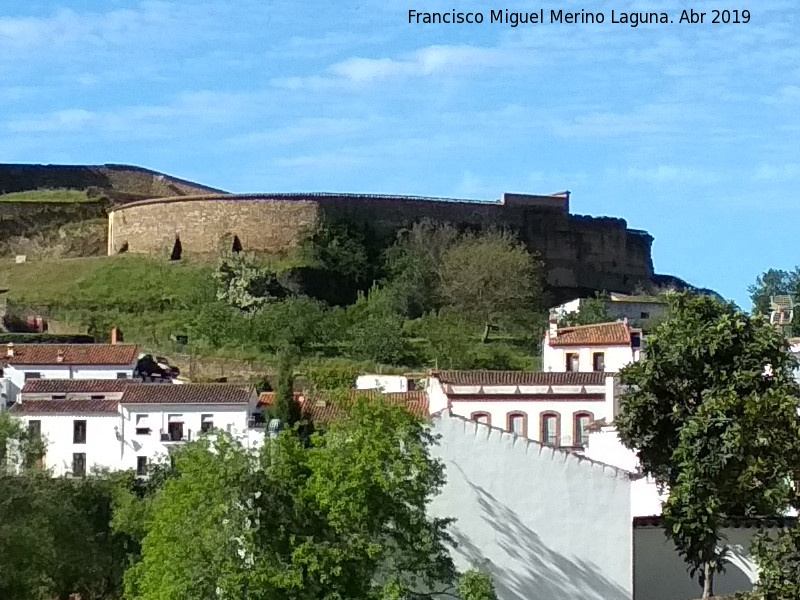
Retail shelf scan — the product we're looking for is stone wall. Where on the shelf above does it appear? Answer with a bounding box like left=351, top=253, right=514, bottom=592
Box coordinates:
left=108, top=192, right=655, bottom=300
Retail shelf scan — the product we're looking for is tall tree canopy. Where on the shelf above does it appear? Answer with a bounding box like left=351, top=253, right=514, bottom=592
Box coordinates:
left=126, top=395, right=496, bottom=600
left=615, top=293, right=800, bottom=597
left=748, top=267, right=800, bottom=315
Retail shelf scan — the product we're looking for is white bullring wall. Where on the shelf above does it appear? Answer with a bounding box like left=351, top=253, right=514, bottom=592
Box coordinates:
left=428, top=412, right=634, bottom=600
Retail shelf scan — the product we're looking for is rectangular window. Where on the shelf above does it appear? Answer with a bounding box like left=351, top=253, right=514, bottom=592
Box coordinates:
left=52, top=394, right=67, bottom=400
left=592, top=352, right=605, bottom=372
left=168, top=421, right=184, bottom=441
left=640, top=311, right=650, bottom=319
left=566, top=353, right=580, bottom=372
left=117, top=372, right=128, bottom=379
left=90, top=395, right=105, bottom=400
left=28, top=420, right=41, bottom=438
left=508, top=414, right=525, bottom=436
left=73, top=420, right=87, bottom=444
left=542, top=415, right=559, bottom=447
left=575, top=415, right=591, bottom=447
left=72, top=453, right=86, bottom=478
left=136, top=456, right=148, bottom=476
left=24, top=372, right=41, bottom=381
left=135, top=414, right=151, bottom=435
left=201, top=414, right=214, bottom=433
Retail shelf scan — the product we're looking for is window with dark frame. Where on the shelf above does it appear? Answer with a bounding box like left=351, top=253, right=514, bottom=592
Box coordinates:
left=592, top=352, right=605, bottom=372
left=135, top=414, right=151, bottom=435
left=72, top=453, right=86, bottom=478
left=168, top=421, right=184, bottom=441
left=565, top=353, right=580, bottom=372
left=507, top=412, right=526, bottom=437
left=640, top=311, right=650, bottom=319
left=24, top=372, right=41, bottom=380
left=28, top=420, right=41, bottom=438
left=73, top=420, right=87, bottom=444
left=201, top=414, right=214, bottom=432
left=136, top=456, right=148, bottom=476
left=541, top=413, right=559, bottom=447
left=90, top=395, right=105, bottom=400
left=471, top=412, right=491, bottom=426
left=574, top=412, right=593, bottom=447
left=117, top=372, right=128, bottom=379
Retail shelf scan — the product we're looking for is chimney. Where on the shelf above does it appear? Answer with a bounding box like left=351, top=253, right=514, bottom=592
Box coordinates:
left=549, top=317, right=558, bottom=340
left=6, top=342, right=13, bottom=358
left=56, top=349, right=64, bottom=363
left=111, top=328, right=118, bottom=345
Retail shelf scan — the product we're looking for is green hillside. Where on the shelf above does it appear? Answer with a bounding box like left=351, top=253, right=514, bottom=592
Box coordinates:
left=0, top=189, right=93, bottom=203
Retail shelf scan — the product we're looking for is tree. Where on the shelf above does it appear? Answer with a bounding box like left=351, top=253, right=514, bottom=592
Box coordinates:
left=269, top=348, right=301, bottom=425
left=615, top=293, right=800, bottom=597
left=440, top=230, right=544, bottom=339
left=126, top=395, right=496, bottom=600
left=0, top=411, right=46, bottom=474
left=557, top=294, right=614, bottom=327
left=382, top=220, right=460, bottom=318
left=752, top=524, right=800, bottom=600
left=748, top=267, right=800, bottom=315
left=214, top=252, right=286, bottom=312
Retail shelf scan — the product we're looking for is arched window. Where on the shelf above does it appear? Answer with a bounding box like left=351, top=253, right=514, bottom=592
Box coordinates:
left=471, top=412, right=491, bottom=426
left=540, top=412, right=560, bottom=447
left=232, top=235, right=243, bottom=254
left=573, top=411, right=594, bottom=448
left=507, top=412, right=527, bottom=437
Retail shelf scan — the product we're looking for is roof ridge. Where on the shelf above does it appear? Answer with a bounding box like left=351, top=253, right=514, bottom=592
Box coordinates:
left=436, top=410, right=639, bottom=480
left=557, top=321, right=627, bottom=331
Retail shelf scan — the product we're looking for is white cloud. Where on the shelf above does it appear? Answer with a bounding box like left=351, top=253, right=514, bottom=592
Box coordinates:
left=611, top=165, right=722, bottom=185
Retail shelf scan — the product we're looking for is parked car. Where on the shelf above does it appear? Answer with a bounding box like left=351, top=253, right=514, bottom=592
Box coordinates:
left=135, top=354, right=180, bottom=380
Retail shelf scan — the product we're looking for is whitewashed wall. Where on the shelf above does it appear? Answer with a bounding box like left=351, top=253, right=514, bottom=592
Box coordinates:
left=542, top=343, right=635, bottom=374
left=119, top=403, right=251, bottom=469
left=583, top=428, right=665, bottom=517
left=25, top=413, right=123, bottom=476
left=634, top=525, right=761, bottom=600
left=428, top=412, right=634, bottom=600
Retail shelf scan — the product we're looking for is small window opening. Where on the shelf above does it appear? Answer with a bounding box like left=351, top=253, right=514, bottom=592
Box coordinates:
left=170, top=236, right=182, bottom=261
left=232, top=235, right=243, bottom=254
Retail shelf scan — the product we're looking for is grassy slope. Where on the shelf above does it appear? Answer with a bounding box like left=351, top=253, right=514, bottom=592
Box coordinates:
left=0, top=189, right=93, bottom=203
left=0, top=255, right=540, bottom=378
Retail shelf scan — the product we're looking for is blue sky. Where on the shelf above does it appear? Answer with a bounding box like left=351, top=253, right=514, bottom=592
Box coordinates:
left=0, top=1, right=797, bottom=307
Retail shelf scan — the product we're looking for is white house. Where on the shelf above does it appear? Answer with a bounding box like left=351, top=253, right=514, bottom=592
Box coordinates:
left=542, top=320, right=642, bottom=374
left=1, top=343, right=140, bottom=408
left=355, top=374, right=410, bottom=393
left=426, top=370, right=617, bottom=449
left=8, top=381, right=259, bottom=477
left=551, top=293, right=669, bottom=329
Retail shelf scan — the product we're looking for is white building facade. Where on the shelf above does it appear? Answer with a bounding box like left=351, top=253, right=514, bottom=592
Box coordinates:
left=542, top=320, right=642, bottom=374
left=1, top=343, right=139, bottom=408
left=426, top=370, right=617, bottom=449
left=9, top=381, right=259, bottom=477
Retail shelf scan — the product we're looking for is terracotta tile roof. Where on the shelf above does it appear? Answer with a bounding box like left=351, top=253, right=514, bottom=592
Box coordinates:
left=258, top=389, right=430, bottom=423
left=9, top=399, right=120, bottom=415
left=548, top=322, right=633, bottom=347
left=433, top=371, right=608, bottom=386
left=3, top=344, right=139, bottom=366
left=22, top=379, right=136, bottom=395
left=122, top=383, right=255, bottom=404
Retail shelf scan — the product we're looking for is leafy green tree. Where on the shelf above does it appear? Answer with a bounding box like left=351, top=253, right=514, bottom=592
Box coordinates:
left=305, top=364, right=359, bottom=392
left=214, top=252, right=286, bottom=312
left=615, top=293, right=800, bottom=598
left=250, top=297, right=336, bottom=355
left=0, top=411, right=46, bottom=474
left=557, top=294, right=614, bottom=327
left=126, top=395, right=495, bottom=600
left=269, top=349, right=301, bottom=425
left=382, top=220, right=460, bottom=318
left=344, top=286, right=411, bottom=365
left=303, top=219, right=375, bottom=288
left=439, top=229, right=544, bottom=340
left=752, top=524, right=800, bottom=600
left=748, top=267, right=800, bottom=315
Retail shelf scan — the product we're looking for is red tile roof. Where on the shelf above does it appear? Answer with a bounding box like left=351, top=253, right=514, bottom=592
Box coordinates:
left=548, top=322, right=633, bottom=347
left=258, top=389, right=430, bottom=423
left=4, top=344, right=139, bottom=366
left=9, top=399, right=120, bottom=414
left=22, top=379, right=136, bottom=395
left=121, top=383, right=255, bottom=404
left=433, top=371, right=608, bottom=386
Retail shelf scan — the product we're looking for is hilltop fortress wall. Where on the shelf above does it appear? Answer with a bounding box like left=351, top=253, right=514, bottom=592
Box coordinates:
left=108, top=191, right=654, bottom=297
